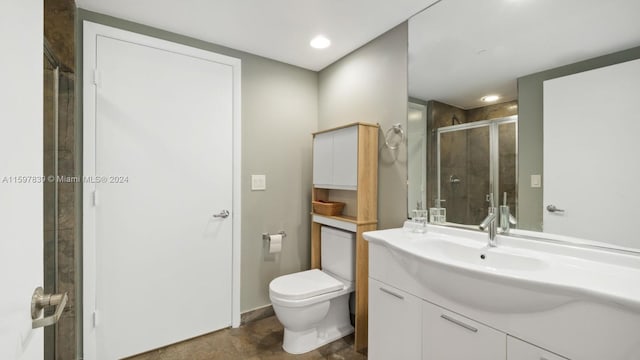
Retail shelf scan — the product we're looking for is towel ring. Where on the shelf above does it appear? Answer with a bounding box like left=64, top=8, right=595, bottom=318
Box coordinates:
left=384, top=123, right=405, bottom=150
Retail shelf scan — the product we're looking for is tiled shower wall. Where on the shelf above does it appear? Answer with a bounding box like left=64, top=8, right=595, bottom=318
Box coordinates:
left=44, top=0, right=78, bottom=359
left=426, top=100, right=517, bottom=225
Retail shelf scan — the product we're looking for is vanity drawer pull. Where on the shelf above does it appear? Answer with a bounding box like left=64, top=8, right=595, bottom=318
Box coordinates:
left=440, top=314, right=478, bottom=333
left=379, top=287, right=404, bottom=300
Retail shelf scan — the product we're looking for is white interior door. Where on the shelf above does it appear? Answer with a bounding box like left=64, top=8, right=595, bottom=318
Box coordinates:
left=543, top=58, right=640, bottom=248
left=83, top=23, right=241, bottom=359
left=0, top=1, right=44, bottom=359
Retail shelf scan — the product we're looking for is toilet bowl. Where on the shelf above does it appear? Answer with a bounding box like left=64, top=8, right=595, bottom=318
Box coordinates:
left=269, top=226, right=356, bottom=354
left=270, top=269, right=354, bottom=354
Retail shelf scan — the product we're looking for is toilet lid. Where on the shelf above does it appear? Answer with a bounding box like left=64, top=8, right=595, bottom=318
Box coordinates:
left=270, top=269, right=344, bottom=300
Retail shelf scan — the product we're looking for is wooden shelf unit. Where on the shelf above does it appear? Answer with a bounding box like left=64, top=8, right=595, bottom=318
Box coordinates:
left=310, top=122, right=379, bottom=352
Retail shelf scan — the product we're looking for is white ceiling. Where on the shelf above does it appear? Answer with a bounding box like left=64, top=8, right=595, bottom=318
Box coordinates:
left=409, top=0, right=640, bottom=109
left=76, top=0, right=440, bottom=71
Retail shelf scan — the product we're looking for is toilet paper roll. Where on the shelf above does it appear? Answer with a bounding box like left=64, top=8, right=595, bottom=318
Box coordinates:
left=269, top=234, right=283, bottom=254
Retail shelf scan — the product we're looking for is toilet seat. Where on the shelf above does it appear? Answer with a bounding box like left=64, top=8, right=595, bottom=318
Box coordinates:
left=270, top=269, right=344, bottom=300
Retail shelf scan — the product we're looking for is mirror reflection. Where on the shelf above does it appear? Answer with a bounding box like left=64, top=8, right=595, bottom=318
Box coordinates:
left=435, top=115, right=516, bottom=226
left=408, top=0, right=640, bottom=250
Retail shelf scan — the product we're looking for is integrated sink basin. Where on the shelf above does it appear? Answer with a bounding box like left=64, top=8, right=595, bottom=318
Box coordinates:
left=364, top=225, right=640, bottom=314
left=402, top=236, right=547, bottom=272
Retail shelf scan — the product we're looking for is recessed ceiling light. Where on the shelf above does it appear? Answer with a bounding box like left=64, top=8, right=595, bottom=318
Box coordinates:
left=310, top=35, right=331, bottom=49
left=481, top=95, right=500, bottom=102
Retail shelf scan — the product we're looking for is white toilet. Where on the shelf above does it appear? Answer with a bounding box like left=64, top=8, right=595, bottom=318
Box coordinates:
left=269, top=226, right=355, bottom=354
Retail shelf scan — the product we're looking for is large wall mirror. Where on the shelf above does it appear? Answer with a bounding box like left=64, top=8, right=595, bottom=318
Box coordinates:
left=407, top=0, right=640, bottom=252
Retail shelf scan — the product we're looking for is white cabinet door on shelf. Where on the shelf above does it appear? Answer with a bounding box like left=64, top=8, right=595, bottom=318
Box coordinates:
left=331, top=125, right=358, bottom=188
left=423, top=301, right=506, bottom=360
left=312, top=125, right=358, bottom=189
left=312, top=131, right=333, bottom=186
left=507, top=336, right=569, bottom=360
left=368, top=278, right=422, bottom=360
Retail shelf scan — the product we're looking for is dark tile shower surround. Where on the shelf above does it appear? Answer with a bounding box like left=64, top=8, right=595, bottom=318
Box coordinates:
left=126, top=315, right=367, bottom=360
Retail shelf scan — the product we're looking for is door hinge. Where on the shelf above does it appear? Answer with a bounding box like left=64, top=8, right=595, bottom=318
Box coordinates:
left=92, top=310, right=99, bottom=328
left=93, top=69, right=101, bottom=86
left=92, top=190, right=99, bottom=207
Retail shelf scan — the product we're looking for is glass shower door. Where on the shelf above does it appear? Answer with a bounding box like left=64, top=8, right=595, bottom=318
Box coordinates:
left=437, top=124, right=491, bottom=225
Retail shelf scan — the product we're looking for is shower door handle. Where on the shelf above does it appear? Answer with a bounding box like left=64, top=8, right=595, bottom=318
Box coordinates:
left=212, top=210, right=230, bottom=219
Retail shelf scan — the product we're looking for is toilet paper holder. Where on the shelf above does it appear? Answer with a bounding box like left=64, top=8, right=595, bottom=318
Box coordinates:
left=262, top=231, right=286, bottom=241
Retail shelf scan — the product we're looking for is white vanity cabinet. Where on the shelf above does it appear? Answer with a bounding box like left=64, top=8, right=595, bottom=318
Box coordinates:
left=368, top=279, right=422, bottom=360
left=312, top=125, right=358, bottom=190
left=507, top=336, right=568, bottom=360
left=423, top=302, right=506, bottom=360
left=368, top=241, right=572, bottom=360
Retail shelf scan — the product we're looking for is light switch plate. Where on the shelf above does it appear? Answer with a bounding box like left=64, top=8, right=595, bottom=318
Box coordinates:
left=531, top=174, right=541, bottom=188
left=251, top=175, right=266, bottom=190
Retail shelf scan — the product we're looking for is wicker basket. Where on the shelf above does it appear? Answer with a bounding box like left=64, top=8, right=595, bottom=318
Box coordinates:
left=312, top=200, right=345, bottom=216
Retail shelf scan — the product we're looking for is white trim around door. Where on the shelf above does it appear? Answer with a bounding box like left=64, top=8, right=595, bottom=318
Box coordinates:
left=82, top=21, right=241, bottom=359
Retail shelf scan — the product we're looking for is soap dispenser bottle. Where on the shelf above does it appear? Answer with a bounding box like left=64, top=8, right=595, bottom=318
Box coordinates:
left=429, top=199, right=446, bottom=224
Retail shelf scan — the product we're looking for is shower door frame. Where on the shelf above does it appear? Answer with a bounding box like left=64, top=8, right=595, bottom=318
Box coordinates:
left=43, top=39, right=60, bottom=360
left=436, top=115, right=518, bottom=221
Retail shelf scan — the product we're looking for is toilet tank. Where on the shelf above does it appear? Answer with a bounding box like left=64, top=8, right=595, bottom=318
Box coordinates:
left=321, top=226, right=356, bottom=282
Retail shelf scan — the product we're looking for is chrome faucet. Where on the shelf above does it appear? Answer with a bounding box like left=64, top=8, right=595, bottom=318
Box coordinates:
left=480, top=193, right=517, bottom=246
left=479, top=207, right=498, bottom=247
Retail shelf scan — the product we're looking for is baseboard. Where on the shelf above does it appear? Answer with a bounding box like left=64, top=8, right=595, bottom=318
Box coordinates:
left=240, top=305, right=274, bottom=325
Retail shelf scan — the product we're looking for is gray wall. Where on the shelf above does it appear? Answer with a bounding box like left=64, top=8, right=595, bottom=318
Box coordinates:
left=77, top=10, right=318, bottom=312
left=318, top=23, right=409, bottom=229
left=517, top=45, right=640, bottom=231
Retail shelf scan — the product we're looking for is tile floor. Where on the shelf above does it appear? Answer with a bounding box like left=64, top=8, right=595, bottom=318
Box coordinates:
left=126, top=315, right=367, bottom=360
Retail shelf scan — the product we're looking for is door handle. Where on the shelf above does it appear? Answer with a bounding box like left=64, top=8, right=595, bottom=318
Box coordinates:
left=212, top=210, right=230, bottom=219
left=546, top=204, right=565, bottom=213
left=31, top=287, right=68, bottom=329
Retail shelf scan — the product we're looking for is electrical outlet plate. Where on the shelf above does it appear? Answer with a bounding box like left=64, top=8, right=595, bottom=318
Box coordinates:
left=251, top=175, right=266, bottom=190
